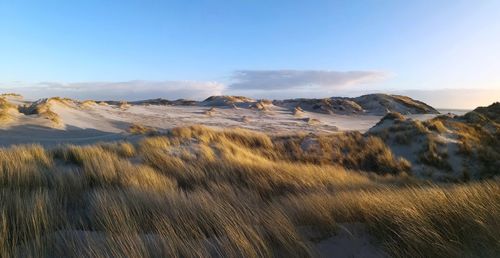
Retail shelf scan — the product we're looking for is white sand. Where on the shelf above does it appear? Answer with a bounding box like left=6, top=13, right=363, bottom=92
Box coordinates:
left=0, top=100, right=438, bottom=147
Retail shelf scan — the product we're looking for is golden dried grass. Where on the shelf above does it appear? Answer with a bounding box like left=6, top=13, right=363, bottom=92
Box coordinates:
left=0, top=125, right=497, bottom=257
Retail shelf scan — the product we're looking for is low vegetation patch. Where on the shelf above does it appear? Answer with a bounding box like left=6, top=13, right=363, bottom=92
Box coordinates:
left=418, top=136, right=452, bottom=171
left=250, top=100, right=270, bottom=111
left=80, top=100, right=97, bottom=109
left=128, top=123, right=157, bottom=135
left=118, top=100, right=130, bottom=110
left=369, top=107, right=500, bottom=180
left=0, top=93, right=22, bottom=97
left=204, top=106, right=216, bottom=116
left=293, top=106, right=304, bottom=116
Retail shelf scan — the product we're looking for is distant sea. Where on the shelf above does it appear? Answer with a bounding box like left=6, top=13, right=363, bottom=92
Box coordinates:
left=437, top=109, right=472, bottom=116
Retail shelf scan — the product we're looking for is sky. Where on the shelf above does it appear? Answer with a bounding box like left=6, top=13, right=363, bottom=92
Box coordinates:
left=1, top=0, right=499, bottom=108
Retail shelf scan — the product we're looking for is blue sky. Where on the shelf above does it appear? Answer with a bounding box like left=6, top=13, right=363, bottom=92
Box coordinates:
left=1, top=1, right=499, bottom=107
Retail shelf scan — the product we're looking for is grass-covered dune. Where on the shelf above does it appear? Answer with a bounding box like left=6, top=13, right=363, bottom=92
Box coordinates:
left=0, top=125, right=499, bottom=257
left=369, top=102, right=500, bottom=180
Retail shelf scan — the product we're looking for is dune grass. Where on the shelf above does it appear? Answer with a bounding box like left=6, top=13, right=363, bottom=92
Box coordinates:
left=0, top=97, right=18, bottom=123
left=35, top=103, right=62, bottom=125
left=0, top=125, right=498, bottom=257
left=369, top=112, right=500, bottom=180
left=128, top=123, right=157, bottom=135
left=80, top=100, right=97, bottom=109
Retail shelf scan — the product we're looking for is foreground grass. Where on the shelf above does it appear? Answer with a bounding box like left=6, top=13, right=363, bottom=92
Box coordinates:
left=0, top=126, right=498, bottom=257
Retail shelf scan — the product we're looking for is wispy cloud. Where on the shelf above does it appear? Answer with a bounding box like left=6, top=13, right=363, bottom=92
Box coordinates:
left=0, top=80, right=225, bottom=100
left=229, top=70, right=388, bottom=90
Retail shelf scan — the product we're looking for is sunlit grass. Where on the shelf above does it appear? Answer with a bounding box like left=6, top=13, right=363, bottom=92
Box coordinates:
left=0, top=97, right=19, bottom=123
left=0, top=125, right=498, bottom=257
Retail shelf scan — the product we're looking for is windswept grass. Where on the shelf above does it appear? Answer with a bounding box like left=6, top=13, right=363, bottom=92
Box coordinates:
left=418, top=135, right=452, bottom=171
left=0, top=97, right=18, bottom=123
left=273, top=130, right=411, bottom=174
left=451, top=119, right=500, bottom=178
left=0, top=125, right=498, bottom=257
left=128, top=123, right=156, bottom=135
left=279, top=182, right=500, bottom=257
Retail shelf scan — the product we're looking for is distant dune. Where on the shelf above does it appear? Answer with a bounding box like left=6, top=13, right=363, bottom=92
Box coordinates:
left=0, top=93, right=442, bottom=146
left=275, top=93, right=439, bottom=115
left=0, top=93, right=497, bottom=181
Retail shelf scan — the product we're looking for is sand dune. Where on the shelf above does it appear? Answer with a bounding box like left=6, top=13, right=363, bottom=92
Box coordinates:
left=368, top=103, right=499, bottom=180
left=275, top=93, right=439, bottom=115
left=0, top=94, right=443, bottom=147
left=2, top=93, right=492, bottom=182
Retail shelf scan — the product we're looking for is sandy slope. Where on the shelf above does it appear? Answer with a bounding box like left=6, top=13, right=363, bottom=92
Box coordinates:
left=0, top=97, right=440, bottom=147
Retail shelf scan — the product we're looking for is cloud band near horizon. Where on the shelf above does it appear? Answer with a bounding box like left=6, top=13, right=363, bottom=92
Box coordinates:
left=228, top=70, right=388, bottom=90
left=0, top=70, right=389, bottom=100
left=0, top=81, right=225, bottom=101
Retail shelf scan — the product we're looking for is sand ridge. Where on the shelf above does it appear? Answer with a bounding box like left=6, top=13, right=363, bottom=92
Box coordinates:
left=0, top=94, right=443, bottom=147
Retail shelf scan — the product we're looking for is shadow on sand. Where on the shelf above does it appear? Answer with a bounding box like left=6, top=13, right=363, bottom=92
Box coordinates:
left=0, top=121, right=142, bottom=148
